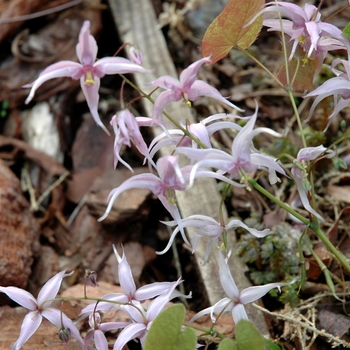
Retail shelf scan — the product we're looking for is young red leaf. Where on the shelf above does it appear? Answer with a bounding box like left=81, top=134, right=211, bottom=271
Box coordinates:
left=202, top=0, right=264, bottom=64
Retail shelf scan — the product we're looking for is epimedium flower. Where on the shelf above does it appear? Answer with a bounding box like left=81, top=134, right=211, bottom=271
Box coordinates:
left=110, top=109, right=161, bottom=172
left=158, top=214, right=270, bottom=263
left=80, top=245, right=187, bottom=316
left=99, top=155, right=211, bottom=244
left=113, top=278, right=185, bottom=350
left=148, top=113, right=244, bottom=160
left=23, top=20, right=151, bottom=135
left=291, top=145, right=335, bottom=222
left=147, top=56, right=244, bottom=121
left=84, top=312, right=129, bottom=350
left=190, top=251, right=295, bottom=324
left=305, top=58, right=350, bottom=130
left=0, top=271, right=83, bottom=350
left=248, top=2, right=345, bottom=60
left=177, top=102, right=286, bottom=187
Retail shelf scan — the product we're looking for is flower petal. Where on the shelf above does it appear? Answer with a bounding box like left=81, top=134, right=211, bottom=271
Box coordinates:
left=113, top=323, right=146, bottom=350
left=93, top=329, right=108, bottom=350
left=118, top=249, right=137, bottom=299
left=37, top=270, right=69, bottom=306
left=80, top=76, right=110, bottom=135
left=179, top=56, right=211, bottom=91
left=12, top=311, right=42, bottom=350
left=189, top=80, right=244, bottom=111
left=24, top=61, right=82, bottom=104
left=42, top=308, right=84, bottom=344
left=218, top=251, right=240, bottom=299
left=76, top=20, right=98, bottom=66
left=94, top=57, right=151, bottom=75
left=0, top=287, right=37, bottom=310
left=99, top=173, right=162, bottom=221
left=232, top=303, right=249, bottom=324
left=240, top=281, right=293, bottom=305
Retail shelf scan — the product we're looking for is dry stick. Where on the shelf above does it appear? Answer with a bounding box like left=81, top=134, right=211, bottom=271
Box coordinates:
left=252, top=303, right=350, bottom=348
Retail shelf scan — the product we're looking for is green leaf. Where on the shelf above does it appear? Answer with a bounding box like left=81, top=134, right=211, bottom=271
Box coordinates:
left=218, top=337, right=236, bottom=350
left=144, top=304, right=197, bottom=350
left=265, top=339, right=282, bottom=350
left=234, top=320, right=266, bottom=350
left=343, top=22, right=350, bottom=38
left=202, top=0, right=264, bottom=64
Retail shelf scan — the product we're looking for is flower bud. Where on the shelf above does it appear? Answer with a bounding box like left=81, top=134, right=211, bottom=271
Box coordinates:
left=58, top=326, right=71, bottom=344
left=85, top=270, right=98, bottom=288
left=129, top=46, right=143, bottom=65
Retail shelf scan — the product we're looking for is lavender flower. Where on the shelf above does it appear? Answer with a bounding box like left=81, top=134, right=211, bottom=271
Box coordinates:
left=147, top=56, right=243, bottom=120
left=248, top=2, right=345, bottom=60
left=23, top=20, right=150, bottom=134
left=113, top=278, right=185, bottom=350
left=177, top=102, right=286, bottom=187
left=291, top=145, right=335, bottom=221
left=190, top=251, right=294, bottom=324
left=84, top=312, right=129, bottom=350
left=158, top=215, right=270, bottom=262
left=148, top=113, right=244, bottom=160
left=110, top=109, right=159, bottom=171
left=305, top=58, right=350, bottom=130
left=81, top=245, right=184, bottom=316
left=0, top=271, right=83, bottom=349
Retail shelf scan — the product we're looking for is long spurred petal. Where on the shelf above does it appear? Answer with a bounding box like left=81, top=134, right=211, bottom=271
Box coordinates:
left=80, top=76, right=110, bottom=135
left=37, top=271, right=69, bottom=307
left=24, top=61, right=82, bottom=104
left=113, top=323, right=146, bottom=350
left=189, top=80, right=244, bottom=111
left=218, top=251, right=240, bottom=299
left=240, top=281, right=293, bottom=304
left=0, top=287, right=37, bottom=310
left=12, top=311, right=42, bottom=350
left=94, top=57, right=151, bottom=75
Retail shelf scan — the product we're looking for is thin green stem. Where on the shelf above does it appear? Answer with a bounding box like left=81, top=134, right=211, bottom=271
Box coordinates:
left=287, top=88, right=307, bottom=148
left=247, top=178, right=310, bottom=225
left=311, top=224, right=350, bottom=273
left=183, top=322, right=226, bottom=340
left=239, top=48, right=284, bottom=89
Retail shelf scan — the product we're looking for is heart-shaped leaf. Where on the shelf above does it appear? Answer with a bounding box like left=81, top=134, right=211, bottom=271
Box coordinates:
left=202, top=0, right=264, bottom=64
left=144, top=304, right=197, bottom=350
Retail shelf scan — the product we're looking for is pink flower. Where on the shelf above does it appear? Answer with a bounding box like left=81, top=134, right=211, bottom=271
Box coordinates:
left=113, top=278, right=185, bottom=350
left=291, top=145, right=335, bottom=221
left=147, top=56, right=244, bottom=120
left=305, top=58, right=350, bottom=130
left=0, top=271, right=83, bottom=349
left=99, top=155, right=207, bottom=243
left=158, top=214, right=270, bottom=262
left=23, top=20, right=150, bottom=135
left=84, top=312, right=129, bottom=350
left=177, top=102, right=286, bottom=186
left=190, top=251, right=294, bottom=324
left=148, top=113, right=244, bottom=159
left=80, top=246, right=184, bottom=316
left=253, top=2, right=345, bottom=60
left=110, top=109, right=159, bottom=171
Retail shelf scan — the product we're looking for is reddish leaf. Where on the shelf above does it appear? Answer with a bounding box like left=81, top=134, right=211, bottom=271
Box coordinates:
left=277, top=57, right=318, bottom=91
left=202, top=0, right=264, bottom=64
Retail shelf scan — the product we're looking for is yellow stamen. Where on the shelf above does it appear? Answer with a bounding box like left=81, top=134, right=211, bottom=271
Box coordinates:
left=84, top=71, right=95, bottom=85
left=298, top=35, right=306, bottom=44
